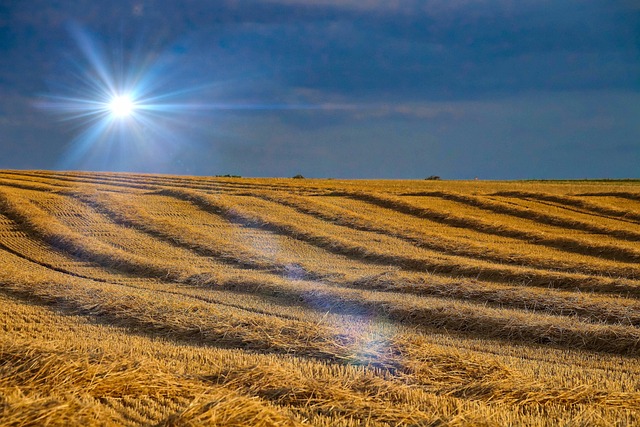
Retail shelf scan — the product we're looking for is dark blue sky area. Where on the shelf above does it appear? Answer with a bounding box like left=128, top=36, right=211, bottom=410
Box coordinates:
left=0, top=0, right=638, bottom=178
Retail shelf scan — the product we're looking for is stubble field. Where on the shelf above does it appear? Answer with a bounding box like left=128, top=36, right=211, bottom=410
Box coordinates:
left=0, top=170, right=639, bottom=426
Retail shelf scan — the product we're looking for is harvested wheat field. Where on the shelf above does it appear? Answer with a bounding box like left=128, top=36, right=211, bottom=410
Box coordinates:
left=1, top=170, right=639, bottom=426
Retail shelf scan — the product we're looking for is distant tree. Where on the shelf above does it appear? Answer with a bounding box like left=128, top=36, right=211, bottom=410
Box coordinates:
left=292, top=174, right=305, bottom=179
left=425, top=175, right=441, bottom=180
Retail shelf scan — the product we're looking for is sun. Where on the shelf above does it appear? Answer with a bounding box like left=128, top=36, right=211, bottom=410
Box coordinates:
left=109, top=94, right=135, bottom=118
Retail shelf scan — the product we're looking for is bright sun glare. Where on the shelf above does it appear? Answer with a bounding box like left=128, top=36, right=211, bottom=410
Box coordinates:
left=109, top=95, right=135, bottom=117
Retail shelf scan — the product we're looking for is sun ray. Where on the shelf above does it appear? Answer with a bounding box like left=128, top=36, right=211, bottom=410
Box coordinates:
left=37, top=25, right=359, bottom=172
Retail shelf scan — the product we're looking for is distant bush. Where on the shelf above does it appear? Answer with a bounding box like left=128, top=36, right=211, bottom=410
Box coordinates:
left=425, top=175, right=441, bottom=180
left=215, top=174, right=242, bottom=178
left=292, top=174, right=305, bottom=179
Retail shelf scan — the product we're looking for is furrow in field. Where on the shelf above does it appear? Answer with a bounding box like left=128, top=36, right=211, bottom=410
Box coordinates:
left=2, top=211, right=264, bottom=320
left=0, top=298, right=516, bottom=426
left=0, top=232, right=109, bottom=284
left=70, top=189, right=422, bottom=281
left=3, top=179, right=640, bottom=327
left=255, top=191, right=640, bottom=278
left=0, top=249, right=362, bottom=364
left=10, top=224, right=640, bottom=368
left=64, top=189, right=289, bottom=276
left=36, top=199, right=640, bottom=325
left=399, top=190, right=640, bottom=241
left=0, top=210, right=145, bottom=284
left=3, top=268, right=633, bottom=424
left=400, top=196, right=640, bottom=274
left=0, top=182, right=564, bottom=330
left=11, top=174, right=640, bottom=270
left=158, top=188, right=640, bottom=296
left=494, top=194, right=640, bottom=228
left=5, top=292, right=640, bottom=427
left=128, top=170, right=339, bottom=195
left=187, top=266, right=640, bottom=329
left=2, top=247, right=640, bottom=372
left=0, top=176, right=69, bottom=192
left=4, top=170, right=160, bottom=192
left=53, top=170, right=290, bottom=193
left=13, top=169, right=280, bottom=195
left=0, top=184, right=502, bottom=328
left=491, top=195, right=640, bottom=237
left=573, top=195, right=640, bottom=217
left=578, top=191, right=640, bottom=202
left=6, top=187, right=640, bottom=331
left=140, top=177, right=317, bottom=196
left=0, top=211, right=334, bottom=325
left=130, top=172, right=318, bottom=191
left=0, top=186, right=241, bottom=281
left=0, top=294, right=418, bottom=427
left=57, top=189, right=640, bottom=327
left=215, top=193, right=640, bottom=291
left=0, top=171, right=152, bottom=196
left=492, top=190, right=640, bottom=223
left=68, top=172, right=224, bottom=191
left=144, top=175, right=290, bottom=190
left=4, top=299, right=640, bottom=427
left=357, top=191, right=640, bottom=262
left=5, top=170, right=325, bottom=196
left=399, top=194, right=640, bottom=253
left=346, top=270, right=640, bottom=327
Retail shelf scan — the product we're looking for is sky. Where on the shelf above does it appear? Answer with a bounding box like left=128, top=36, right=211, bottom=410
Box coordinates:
left=0, top=0, right=638, bottom=179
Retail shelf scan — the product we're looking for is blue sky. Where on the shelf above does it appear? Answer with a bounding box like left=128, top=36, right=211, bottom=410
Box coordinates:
left=0, top=0, right=638, bottom=178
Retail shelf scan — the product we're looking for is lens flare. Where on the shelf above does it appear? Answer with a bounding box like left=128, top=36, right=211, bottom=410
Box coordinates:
left=109, top=95, right=135, bottom=118
left=37, top=24, right=358, bottom=172
left=35, top=24, right=202, bottom=171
